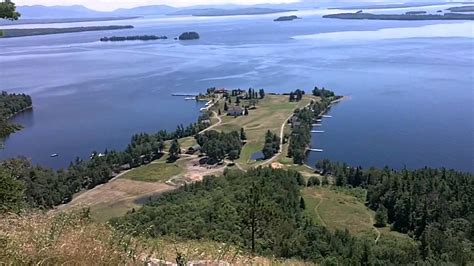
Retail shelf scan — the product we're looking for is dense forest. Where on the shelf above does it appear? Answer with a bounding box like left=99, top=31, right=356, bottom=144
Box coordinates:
left=113, top=167, right=435, bottom=264
left=178, top=32, right=200, bottom=40
left=196, top=130, right=243, bottom=163
left=315, top=159, right=474, bottom=263
left=288, top=87, right=340, bottom=164
left=0, top=91, right=32, bottom=138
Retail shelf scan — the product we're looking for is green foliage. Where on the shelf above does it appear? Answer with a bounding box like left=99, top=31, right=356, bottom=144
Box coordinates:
left=113, top=168, right=427, bottom=264
left=316, top=160, right=474, bottom=263
left=196, top=130, right=242, bottom=163
left=374, top=204, right=388, bottom=227
left=262, top=130, right=279, bottom=159
left=0, top=0, right=20, bottom=21
left=0, top=91, right=32, bottom=138
left=0, top=165, right=26, bottom=213
left=288, top=91, right=338, bottom=164
left=307, top=176, right=320, bottom=187
left=168, top=139, right=181, bottom=160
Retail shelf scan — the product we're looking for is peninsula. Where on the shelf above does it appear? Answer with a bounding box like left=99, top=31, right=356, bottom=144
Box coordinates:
left=0, top=25, right=134, bottom=38
left=447, top=5, right=474, bottom=12
left=0, top=16, right=140, bottom=26
left=0, top=91, right=32, bottom=139
left=323, top=12, right=474, bottom=20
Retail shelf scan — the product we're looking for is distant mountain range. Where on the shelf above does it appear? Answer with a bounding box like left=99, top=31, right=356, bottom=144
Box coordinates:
left=16, top=1, right=457, bottom=19
left=16, top=5, right=293, bottom=19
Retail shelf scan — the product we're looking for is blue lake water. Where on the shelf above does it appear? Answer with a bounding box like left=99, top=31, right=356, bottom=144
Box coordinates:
left=0, top=5, right=473, bottom=171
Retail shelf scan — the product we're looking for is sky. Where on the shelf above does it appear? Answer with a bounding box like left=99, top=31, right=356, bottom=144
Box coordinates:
left=14, top=0, right=302, bottom=11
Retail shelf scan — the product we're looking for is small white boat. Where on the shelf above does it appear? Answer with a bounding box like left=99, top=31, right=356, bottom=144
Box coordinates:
left=185, top=97, right=195, bottom=100
left=50, top=154, right=58, bottom=157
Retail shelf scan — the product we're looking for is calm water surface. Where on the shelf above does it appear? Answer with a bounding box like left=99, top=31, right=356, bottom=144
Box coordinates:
left=0, top=5, right=473, bottom=171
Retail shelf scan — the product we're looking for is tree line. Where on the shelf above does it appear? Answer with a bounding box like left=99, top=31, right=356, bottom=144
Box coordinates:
left=315, top=159, right=473, bottom=264
left=196, top=130, right=243, bottom=163
left=112, top=167, right=445, bottom=265
left=288, top=88, right=339, bottom=164
left=0, top=91, right=32, bottom=138
left=262, top=130, right=280, bottom=159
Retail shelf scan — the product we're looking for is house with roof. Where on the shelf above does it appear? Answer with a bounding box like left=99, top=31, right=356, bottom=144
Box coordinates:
left=227, top=106, right=244, bottom=116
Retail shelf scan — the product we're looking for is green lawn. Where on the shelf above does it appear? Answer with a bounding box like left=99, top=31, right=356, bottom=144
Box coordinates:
left=302, top=187, right=375, bottom=236
left=121, top=162, right=183, bottom=182
left=213, top=94, right=315, bottom=168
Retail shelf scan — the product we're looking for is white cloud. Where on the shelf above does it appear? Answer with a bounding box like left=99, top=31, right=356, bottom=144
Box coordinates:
left=15, top=0, right=301, bottom=11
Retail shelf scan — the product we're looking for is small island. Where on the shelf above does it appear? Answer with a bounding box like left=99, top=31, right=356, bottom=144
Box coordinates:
left=178, top=32, right=200, bottom=40
left=274, top=15, right=300, bottom=21
left=323, top=12, right=474, bottom=21
left=100, top=35, right=168, bottom=42
left=0, top=25, right=134, bottom=38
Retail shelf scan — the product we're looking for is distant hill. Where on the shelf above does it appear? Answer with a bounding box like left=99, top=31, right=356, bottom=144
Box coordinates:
left=112, top=5, right=177, bottom=16
left=171, top=7, right=295, bottom=17
left=17, top=5, right=108, bottom=18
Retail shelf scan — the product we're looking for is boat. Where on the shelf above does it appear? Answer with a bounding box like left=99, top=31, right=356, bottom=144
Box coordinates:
left=50, top=154, right=58, bottom=157
left=185, top=97, right=196, bottom=100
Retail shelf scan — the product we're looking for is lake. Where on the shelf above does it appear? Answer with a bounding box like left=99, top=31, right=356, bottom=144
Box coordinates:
left=1, top=4, right=473, bottom=171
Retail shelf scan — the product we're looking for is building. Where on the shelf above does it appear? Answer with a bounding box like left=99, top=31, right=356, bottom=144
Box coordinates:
left=187, top=144, right=201, bottom=154
left=227, top=106, right=244, bottom=116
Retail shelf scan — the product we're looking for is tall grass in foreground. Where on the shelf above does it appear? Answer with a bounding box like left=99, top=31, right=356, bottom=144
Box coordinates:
left=0, top=210, right=311, bottom=265
left=0, top=210, right=144, bottom=264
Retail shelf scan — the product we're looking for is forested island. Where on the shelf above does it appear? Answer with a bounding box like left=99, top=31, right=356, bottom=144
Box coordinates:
left=447, top=5, right=474, bottom=12
left=405, top=11, right=427, bottom=15
left=323, top=12, right=474, bottom=20
left=100, top=35, right=167, bottom=42
left=274, top=15, right=299, bottom=21
left=0, top=91, right=32, bottom=139
left=0, top=25, right=134, bottom=38
left=178, top=31, right=200, bottom=40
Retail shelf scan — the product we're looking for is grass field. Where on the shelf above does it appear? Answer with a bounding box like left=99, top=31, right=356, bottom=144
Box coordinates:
left=121, top=161, right=183, bottom=182
left=302, top=187, right=375, bottom=236
left=212, top=94, right=315, bottom=168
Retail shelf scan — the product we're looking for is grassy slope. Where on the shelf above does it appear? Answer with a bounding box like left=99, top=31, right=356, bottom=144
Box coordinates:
left=121, top=161, right=183, bottom=182
left=213, top=94, right=315, bottom=168
left=302, top=186, right=414, bottom=244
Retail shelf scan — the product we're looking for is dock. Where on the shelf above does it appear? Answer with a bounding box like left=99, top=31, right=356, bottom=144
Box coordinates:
left=312, top=124, right=322, bottom=127
left=322, top=115, right=332, bottom=118
left=172, top=93, right=199, bottom=97
left=308, top=148, right=324, bottom=152
left=311, top=130, right=325, bottom=133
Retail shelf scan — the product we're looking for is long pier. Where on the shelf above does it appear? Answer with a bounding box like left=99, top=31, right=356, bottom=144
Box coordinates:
left=311, top=130, right=325, bottom=133
left=312, top=123, right=322, bottom=127
left=172, top=93, right=199, bottom=97
left=322, top=115, right=333, bottom=118
left=308, top=148, right=324, bottom=152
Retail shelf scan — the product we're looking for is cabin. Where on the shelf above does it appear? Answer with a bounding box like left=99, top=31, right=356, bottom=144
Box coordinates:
left=214, top=88, right=228, bottom=94
left=187, top=144, right=201, bottom=154
left=227, top=106, right=244, bottom=116
left=290, top=116, right=301, bottom=128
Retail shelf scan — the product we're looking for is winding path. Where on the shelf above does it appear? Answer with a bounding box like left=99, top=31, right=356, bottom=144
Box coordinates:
left=200, top=111, right=222, bottom=134
left=368, top=210, right=382, bottom=244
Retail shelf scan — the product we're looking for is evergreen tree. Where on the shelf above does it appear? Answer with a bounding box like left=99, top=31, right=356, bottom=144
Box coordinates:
left=240, top=128, right=247, bottom=141
left=375, top=204, right=388, bottom=227
left=169, top=139, right=181, bottom=159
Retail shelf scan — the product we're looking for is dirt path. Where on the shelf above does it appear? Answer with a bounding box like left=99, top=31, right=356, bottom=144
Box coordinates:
left=368, top=210, right=381, bottom=243
left=200, top=111, right=222, bottom=134
left=314, top=195, right=327, bottom=227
